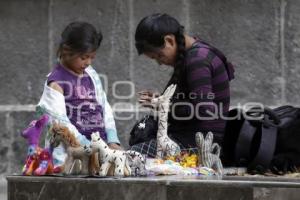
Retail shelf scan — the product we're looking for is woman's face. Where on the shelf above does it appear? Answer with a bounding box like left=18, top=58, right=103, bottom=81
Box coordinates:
left=144, top=35, right=177, bottom=66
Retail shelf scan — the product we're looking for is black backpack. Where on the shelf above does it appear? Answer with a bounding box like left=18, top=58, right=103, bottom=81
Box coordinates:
left=222, top=105, right=300, bottom=174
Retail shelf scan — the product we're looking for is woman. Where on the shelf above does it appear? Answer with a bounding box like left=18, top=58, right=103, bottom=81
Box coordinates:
left=131, top=13, right=234, bottom=157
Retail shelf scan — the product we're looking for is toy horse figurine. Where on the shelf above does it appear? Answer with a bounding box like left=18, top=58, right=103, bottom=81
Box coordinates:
left=195, top=132, right=223, bottom=175
left=21, top=114, right=55, bottom=175
left=50, top=123, right=99, bottom=175
left=90, top=131, right=146, bottom=177
left=151, top=84, right=181, bottom=159
left=91, top=131, right=131, bottom=176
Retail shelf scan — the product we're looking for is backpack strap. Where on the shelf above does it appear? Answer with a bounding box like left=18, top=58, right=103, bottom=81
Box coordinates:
left=234, top=107, right=279, bottom=170
left=248, top=124, right=278, bottom=172
left=234, top=120, right=257, bottom=166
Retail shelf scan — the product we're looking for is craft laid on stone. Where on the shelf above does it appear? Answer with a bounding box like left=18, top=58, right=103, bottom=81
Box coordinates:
left=90, top=131, right=130, bottom=176
left=166, top=151, right=198, bottom=168
left=90, top=131, right=146, bottom=177
left=145, top=157, right=199, bottom=176
left=126, top=150, right=147, bottom=176
left=50, top=123, right=99, bottom=175
left=21, top=114, right=56, bottom=175
left=195, top=132, right=223, bottom=175
left=151, top=84, right=181, bottom=159
left=20, top=113, right=224, bottom=177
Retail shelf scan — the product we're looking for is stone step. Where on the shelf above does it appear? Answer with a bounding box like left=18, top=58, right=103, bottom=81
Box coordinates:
left=0, top=178, right=7, bottom=200
left=6, top=175, right=300, bottom=200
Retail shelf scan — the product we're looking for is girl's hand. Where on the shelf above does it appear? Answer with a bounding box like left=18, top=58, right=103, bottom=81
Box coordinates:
left=108, top=143, right=123, bottom=150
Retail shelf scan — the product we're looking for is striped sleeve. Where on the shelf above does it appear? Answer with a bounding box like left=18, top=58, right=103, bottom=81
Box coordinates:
left=186, top=57, right=216, bottom=117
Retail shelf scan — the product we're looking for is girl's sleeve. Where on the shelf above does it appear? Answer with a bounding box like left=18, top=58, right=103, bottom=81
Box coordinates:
left=102, top=91, right=120, bottom=144
left=87, top=66, right=120, bottom=144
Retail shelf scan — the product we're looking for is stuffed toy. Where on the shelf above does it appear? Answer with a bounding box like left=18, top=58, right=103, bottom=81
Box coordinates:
left=126, top=150, right=147, bottom=176
left=90, top=131, right=132, bottom=176
left=50, top=123, right=99, bottom=175
left=195, top=132, right=223, bottom=175
left=21, top=114, right=55, bottom=175
left=90, top=132, right=147, bottom=177
left=151, top=84, right=181, bottom=159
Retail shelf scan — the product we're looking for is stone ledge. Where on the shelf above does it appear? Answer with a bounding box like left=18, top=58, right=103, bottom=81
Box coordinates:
left=0, top=178, right=7, bottom=200
left=6, top=175, right=300, bottom=200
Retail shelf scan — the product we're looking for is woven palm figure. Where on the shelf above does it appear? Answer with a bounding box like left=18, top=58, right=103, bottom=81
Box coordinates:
left=151, top=84, right=181, bottom=159
left=195, top=132, right=223, bottom=175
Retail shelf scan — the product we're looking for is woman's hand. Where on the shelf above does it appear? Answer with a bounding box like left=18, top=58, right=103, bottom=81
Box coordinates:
left=108, top=143, right=123, bottom=150
left=138, top=90, right=160, bottom=108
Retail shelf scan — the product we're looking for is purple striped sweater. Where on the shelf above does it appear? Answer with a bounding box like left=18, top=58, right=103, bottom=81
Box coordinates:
left=168, top=40, right=234, bottom=148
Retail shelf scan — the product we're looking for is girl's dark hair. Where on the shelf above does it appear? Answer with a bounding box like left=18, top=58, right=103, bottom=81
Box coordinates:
left=57, top=21, right=103, bottom=57
left=135, top=13, right=186, bottom=85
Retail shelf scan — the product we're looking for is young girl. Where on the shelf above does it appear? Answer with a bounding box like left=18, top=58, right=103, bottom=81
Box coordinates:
left=131, top=13, right=235, bottom=157
left=37, top=22, right=121, bottom=167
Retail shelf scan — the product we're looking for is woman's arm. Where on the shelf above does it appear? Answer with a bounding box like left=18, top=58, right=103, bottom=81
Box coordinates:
left=170, top=58, right=216, bottom=119
left=185, top=58, right=216, bottom=117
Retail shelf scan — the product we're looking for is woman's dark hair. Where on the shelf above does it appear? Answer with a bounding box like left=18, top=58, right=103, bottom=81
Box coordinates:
left=57, top=21, right=103, bottom=57
left=135, top=13, right=186, bottom=85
